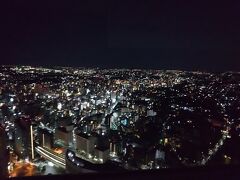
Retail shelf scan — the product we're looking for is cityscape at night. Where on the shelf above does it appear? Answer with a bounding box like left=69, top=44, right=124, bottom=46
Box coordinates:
left=0, top=65, right=240, bottom=178
left=1, top=0, right=240, bottom=179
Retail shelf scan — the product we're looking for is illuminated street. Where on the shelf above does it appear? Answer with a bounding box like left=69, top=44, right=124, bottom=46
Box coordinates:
left=9, top=161, right=37, bottom=177
left=0, top=66, right=240, bottom=178
left=1, top=0, right=240, bottom=178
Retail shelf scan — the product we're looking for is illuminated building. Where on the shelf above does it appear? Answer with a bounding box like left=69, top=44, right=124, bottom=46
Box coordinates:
left=94, top=146, right=110, bottom=163
left=38, top=127, right=54, bottom=149
left=54, top=125, right=74, bottom=148
left=75, top=133, right=97, bottom=155
left=65, top=149, right=125, bottom=174
left=13, top=116, right=34, bottom=159
left=147, top=109, right=157, bottom=117
left=110, top=91, right=117, bottom=104
left=109, top=131, right=123, bottom=157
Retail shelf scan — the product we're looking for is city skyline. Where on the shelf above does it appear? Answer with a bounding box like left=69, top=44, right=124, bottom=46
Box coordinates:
left=0, top=65, right=240, bottom=178
left=1, top=1, right=240, bottom=178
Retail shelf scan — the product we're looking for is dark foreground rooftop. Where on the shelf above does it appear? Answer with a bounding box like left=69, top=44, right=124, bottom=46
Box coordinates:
left=9, top=164, right=240, bottom=180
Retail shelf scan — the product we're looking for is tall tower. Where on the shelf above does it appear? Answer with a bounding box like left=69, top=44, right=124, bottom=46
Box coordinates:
left=14, top=116, right=34, bottom=160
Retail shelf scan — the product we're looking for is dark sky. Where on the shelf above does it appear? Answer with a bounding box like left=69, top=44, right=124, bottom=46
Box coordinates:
left=1, top=1, right=240, bottom=71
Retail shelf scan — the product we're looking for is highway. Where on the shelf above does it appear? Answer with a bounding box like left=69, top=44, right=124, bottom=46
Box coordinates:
left=35, top=146, right=66, bottom=169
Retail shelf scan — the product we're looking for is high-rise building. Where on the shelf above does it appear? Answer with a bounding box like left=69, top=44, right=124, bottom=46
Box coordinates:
left=76, top=133, right=97, bottom=155
left=54, top=125, right=74, bottom=148
left=94, top=146, right=110, bottom=163
left=38, top=127, right=54, bottom=149
left=13, top=116, right=34, bottom=159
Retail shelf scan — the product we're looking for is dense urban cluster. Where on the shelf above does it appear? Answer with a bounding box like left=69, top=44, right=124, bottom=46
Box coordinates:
left=0, top=65, right=240, bottom=178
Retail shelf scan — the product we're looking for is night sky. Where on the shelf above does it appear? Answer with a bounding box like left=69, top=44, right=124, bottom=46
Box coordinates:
left=1, top=1, right=240, bottom=71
